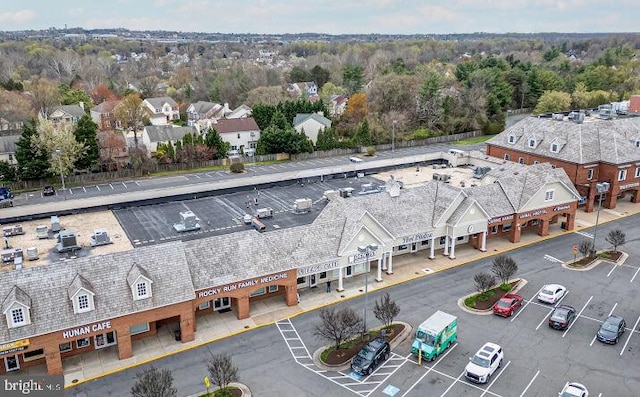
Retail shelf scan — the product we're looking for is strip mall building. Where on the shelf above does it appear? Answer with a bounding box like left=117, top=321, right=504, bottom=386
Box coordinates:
left=0, top=154, right=580, bottom=375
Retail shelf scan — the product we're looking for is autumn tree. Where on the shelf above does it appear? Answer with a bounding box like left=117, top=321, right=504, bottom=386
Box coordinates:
left=245, top=86, right=289, bottom=107
left=0, top=89, right=37, bottom=122
left=25, top=77, right=60, bottom=117
left=91, top=84, right=118, bottom=104
left=343, top=93, right=368, bottom=124
left=114, top=93, right=149, bottom=148
left=97, top=130, right=127, bottom=171
left=73, top=115, right=99, bottom=170
left=533, top=90, right=572, bottom=114
left=31, top=118, right=86, bottom=178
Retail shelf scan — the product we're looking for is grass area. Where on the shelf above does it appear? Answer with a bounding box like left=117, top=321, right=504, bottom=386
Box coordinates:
left=320, top=325, right=397, bottom=362
left=453, top=135, right=492, bottom=145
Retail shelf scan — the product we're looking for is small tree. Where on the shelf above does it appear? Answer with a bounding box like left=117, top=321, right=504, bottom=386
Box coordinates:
left=207, top=353, right=239, bottom=397
left=605, top=229, right=626, bottom=252
left=229, top=162, right=245, bottom=173
left=130, top=366, right=177, bottom=397
left=373, top=292, right=400, bottom=331
left=474, top=272, right=496, bottom=295
left=578, top=238, right=593, bottom=258
left=491, top=255, right=518, bottom=285
left=314, top=307, right=363, bottom=351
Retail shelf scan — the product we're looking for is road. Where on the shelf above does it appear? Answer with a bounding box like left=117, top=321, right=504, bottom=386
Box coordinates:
left=68, top=213, right=640, bottom=397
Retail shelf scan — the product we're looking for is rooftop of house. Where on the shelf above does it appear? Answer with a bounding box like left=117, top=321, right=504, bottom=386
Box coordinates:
left=213, top=117, right=260, bottom=133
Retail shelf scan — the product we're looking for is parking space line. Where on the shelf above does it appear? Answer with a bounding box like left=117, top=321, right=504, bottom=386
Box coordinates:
left=109, top=183, right=114, bottom=190
left=563, top=296, right=592, bottom=338
left=439, top=371, right=465, bottom=397
left=480, top=360, right=510, bottom=397
left=96, top=185, right=101, bottom=191
left=511, top=286, right=544, bottom=322
left=590, top=303, right=617, bottom=346
left=519, top=370, right=540, bottom=396
left=536, top=307, right=554, bottom=330
left=606, top=263, right=618, bottom=277
left=82, top=187, right=87, bottom=193
left=400, top=343, right=458, bottom=397
left=620, top=313, right=640, bottom=356
left=631, top=267, right=640, bottom=283
left=122, top=182, right=127, bottom=188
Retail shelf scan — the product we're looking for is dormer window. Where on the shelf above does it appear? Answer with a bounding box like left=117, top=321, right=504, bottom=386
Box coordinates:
left=2, top=286, right=32, bottom=329
left=550, top=143, right=559, bottom=153
left=136, top=281, right=149, bottom=299
left=77, top=295, right=90, bottom=312
left=68, top=274, right=95, bottom=314
left=128, top=264, right=153, bottom=301
left=636, top=140, right=640, bottom=148
left=10, top=308, right=25, bottom=326
left=508, top=134, right=516, bottom=144
left=528, top=138, right=536, bottom=148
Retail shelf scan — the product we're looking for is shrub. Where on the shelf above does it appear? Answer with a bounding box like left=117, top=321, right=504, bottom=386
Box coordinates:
left=597, top=252, right=610, bottom=259
left=409, top=128, right=431, bottom=140
left=499, top=283, right=511, bottom=292
left=366, top=146, right=376, bottom=156
left=482, top=121, right=504, bottom=135
left=464, top=295, right=477, bottom=308
left=229, top=163, right=245, bottom=173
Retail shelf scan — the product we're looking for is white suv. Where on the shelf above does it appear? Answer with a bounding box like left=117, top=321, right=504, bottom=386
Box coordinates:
left=464, top=342, right=503, bottom=384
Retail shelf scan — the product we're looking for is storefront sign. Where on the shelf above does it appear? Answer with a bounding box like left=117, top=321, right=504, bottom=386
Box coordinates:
left=198, top=272, right=288, bottom=298
left=62, top=321, right=112, bottom=339
left=401, top=232, right=433, bottom=245
left=488, top=215, right=514, bottom=225
left=348, top=249, right=378, bottom=264
left=297, top=261, right=339, bottom=277
left=0, top=339, right=29, bottom=355
left=519, top=209, right=548, bottom=219
left=620, top=182, right=640, bottom=191
left=553, top=204, right=571, bottom=212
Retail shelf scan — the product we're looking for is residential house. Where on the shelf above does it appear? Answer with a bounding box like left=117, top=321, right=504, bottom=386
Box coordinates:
left=287, top=82, right=319, bottom=100
left=485, top=113, right=640, bottom=212
left=212, top=117, right=260, bottom=155
left=0, top=131, right=21, bottom=165
left=48, top=104, right=86, bottom=127
left=186, top=101, right=226, bottom=127
left=142, top=97, right=180, bottom=126
left=225, top=104, right=252, bottom=119
left=90, top=100, right=121, bottom=131
left=293, top=113, right=332, bottom=145
left=141, top=125, right=198, bottom=153
left=329, top=95, right=348, bottom=117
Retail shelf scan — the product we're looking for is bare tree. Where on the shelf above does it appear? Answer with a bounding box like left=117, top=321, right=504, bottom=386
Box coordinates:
left=207, top=353, right=239, bottom=396
left=605, top=229, right=626, bottom=252
left=474, top=272, right=496, bottom=294
left=314, top=307, right=363, bottom=351
left=373, top=292, right=400, bottom=331
left=491, top=255, right=518, bottom=285
left=130, top=366, right=177, bottom=397
left=578, top=239, right=593, bottom=259
left=114, top=93, right=148, bottom=148
left=24, top=77, right=60, bottom=117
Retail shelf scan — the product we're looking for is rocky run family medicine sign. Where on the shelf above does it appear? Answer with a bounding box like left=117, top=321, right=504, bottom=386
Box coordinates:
left=198, top=272, right=289, bottom=298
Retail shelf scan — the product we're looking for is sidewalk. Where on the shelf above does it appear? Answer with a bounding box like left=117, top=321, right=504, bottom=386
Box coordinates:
left=55, top=200, right=639, bottom=389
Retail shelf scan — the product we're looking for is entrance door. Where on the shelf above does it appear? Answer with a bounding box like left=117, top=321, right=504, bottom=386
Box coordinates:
left=309, top=274, right=318, bottom=288
left=4, top=355, right=19, bottom=372
left=214, top=297, right=231, bottom=312
left=411, top=242, right=418, bottom=253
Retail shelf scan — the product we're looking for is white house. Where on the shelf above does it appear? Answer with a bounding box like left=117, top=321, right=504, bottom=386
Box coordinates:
left=48, top=104, right=86, bottom=126
left=186, top=101, right=226, bottom=127
left=213, top=117, right=261, bottom=155
left=141, top=125, right=197, bottom=153
left=225, top=104, right=252, bottom=119
left=293, top=113, right=332, bottom=145
left=142, top=97, right=180, bottom=126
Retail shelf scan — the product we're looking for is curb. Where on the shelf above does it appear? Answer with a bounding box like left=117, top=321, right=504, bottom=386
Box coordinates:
left=312, top=321, right=413, bottom=371
left=562, top=251, right=628, bottom=271
left=184, top=382, right=252, bottom=397
left=457, top=278, right=527, bottom=315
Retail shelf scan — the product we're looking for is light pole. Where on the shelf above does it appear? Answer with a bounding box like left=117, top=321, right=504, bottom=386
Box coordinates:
left=391, top=120, right=397, bottom=152
left=592, top=182, right=609, bottom=256
left=358, top=243, right=378, bottom=338
left=250, top=131, right=256, bottom=178
left=55, top=148, right=66, bottom=190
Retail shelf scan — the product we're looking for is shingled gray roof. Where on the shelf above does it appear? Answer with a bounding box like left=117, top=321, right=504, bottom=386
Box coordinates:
left=0, top=242, right=194, bottom=342
left=51, top=104, right=86, bottom=119
left=127, top=263, right=152, bottom=286
left=144, top=96, right=178, bottom=109
left=67, top=274, right=94, bottom=299
left=487, top=116, right=640, bottom=165
left=293, top=113, right=331, bottom=127
left=144, top=125, right=196, bottom=143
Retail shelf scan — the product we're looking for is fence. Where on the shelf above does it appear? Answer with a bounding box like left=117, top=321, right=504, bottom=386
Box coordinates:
left=7, top=130, right=481, bottom=191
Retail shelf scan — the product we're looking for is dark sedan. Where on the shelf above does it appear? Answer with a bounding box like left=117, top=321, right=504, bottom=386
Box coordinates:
left=42, top=185, right=56, bottom=196
left=351, top=337, right=390, bottom=376
left=597, top=315, right=626, bottom=344
left=549, top=305, right=576, bottom=330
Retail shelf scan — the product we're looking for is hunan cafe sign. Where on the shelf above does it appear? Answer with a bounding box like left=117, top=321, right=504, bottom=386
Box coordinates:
left=198, top=272, right=289, bottom=298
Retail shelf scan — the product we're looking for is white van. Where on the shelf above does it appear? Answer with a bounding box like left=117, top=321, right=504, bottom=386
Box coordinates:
left=448, top=149, right=465, bottom=156
left=349, top=156, right=364, bottom=163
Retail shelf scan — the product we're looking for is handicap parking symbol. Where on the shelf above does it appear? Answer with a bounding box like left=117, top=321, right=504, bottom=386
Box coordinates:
left=382, top=384, right=400, bottom=396
left=347, top=371, right=363, bottom=381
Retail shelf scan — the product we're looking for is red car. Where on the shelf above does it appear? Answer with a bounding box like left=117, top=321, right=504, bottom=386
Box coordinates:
left=492, top=293, right=523, bottom=317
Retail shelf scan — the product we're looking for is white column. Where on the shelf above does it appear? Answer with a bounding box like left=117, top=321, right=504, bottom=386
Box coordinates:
left=376, top=258, right=383, bottom=282
left=480, top=231, right=487, bottom=252
left=381, top=253, right=387, bottom=271
left=449, top=236, right=456, bottom=259
left=443, top=236, right=449, bottom=256
left=337, top=267, right=344, bottom=291
left=387, top=252, right=394, bottom=274
left=430, top=238, right=436, bottom=259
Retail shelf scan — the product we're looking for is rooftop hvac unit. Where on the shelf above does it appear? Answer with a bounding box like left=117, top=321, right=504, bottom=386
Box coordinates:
left=255, top=207, right=274, bottom=219
left=173, top=211, right=201, bottom=232
left=293, top=198, right=312, bottom=214
left=339, top=187, right=355, bottom=198
left=358, top=183, right=381, bottom=195
left=552, top=113, right=564, bottom=121
left=56, top=230, right=81, bottom=253
left=26, top=247, right=39, bottom=261
left=323, top=190, right=340, bottom=201
left=90, top=229, right=113, bottom=247
left=50, top=216, right=61, bottom=233
left=3, top=225, right=25, bottom=237
left=36, top=225, right=49, bottom=239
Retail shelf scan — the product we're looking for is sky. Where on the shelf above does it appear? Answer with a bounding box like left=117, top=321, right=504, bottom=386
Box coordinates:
left=1, top=0, right=639, bottom=35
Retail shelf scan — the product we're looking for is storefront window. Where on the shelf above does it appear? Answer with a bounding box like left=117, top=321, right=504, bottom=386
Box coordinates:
left=130, top=323, right=150, bottom=336
left=76, top=338, right=91, bottom=349
left=319, top=272, right=327, bottom=279
left=198, top=301, right=211, bottom=310
left=95, top=331, right=117, bottom=349
left=250, top=287, right=266, bottom=297
left=268, top=285, right=278, bottom=293
left=502, top=224, right=512, bottom=232
left=59, top=342, right=72, bottom=352
left=23, top=349, right=44, bottom=362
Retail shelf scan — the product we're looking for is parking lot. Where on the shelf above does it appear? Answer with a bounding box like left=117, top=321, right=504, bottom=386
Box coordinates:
left=283, top=251, right=640, bottom=397
left=112, top=174, right=383, bottom=246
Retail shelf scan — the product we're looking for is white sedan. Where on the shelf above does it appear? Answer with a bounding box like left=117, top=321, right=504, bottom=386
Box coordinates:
left=559, top=381, right=589, bottom=397
left=538, top=284, right=567, bottom=304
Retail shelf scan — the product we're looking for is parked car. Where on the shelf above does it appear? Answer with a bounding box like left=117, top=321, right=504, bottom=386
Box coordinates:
left=493, top=293, right=523, bottom=317
left=350, top=337, right=390, bottom=376
left=559, top=381, right=589, bottom=397
left=596, top=315, right=626, bottom=344
left=538, top=284, right=567, bottom=304
left=464, top=342, right=503, bottom=384
left=549, top=305, right=577, bottom=330
left=42, top=185, right=56, bottom=196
